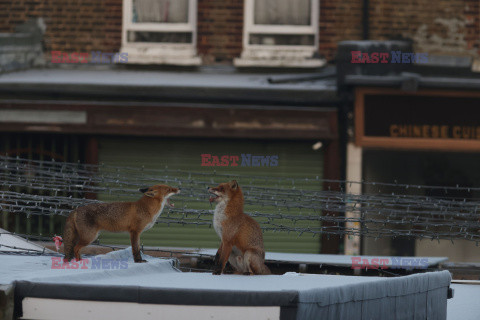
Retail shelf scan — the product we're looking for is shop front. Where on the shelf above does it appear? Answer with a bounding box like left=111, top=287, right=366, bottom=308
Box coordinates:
left=350, top=87, right=480, bottom=261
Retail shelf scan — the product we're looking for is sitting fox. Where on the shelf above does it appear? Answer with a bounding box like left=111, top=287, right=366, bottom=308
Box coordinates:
left=208, top=180, right=270, bottom=275
left=63, top=184, right=180, bottom=262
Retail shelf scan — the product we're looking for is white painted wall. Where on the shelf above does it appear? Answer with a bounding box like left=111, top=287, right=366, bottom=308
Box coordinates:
left=344, top=143, right=362, bottom=256
left=21, top=298, right=281, bottom=320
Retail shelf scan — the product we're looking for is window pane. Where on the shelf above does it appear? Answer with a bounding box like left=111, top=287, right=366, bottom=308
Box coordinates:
left=132, top=0, right=189, bottom=23
left=249, top=34, right=314, bottom=46
left=254, top=0, right=311, bottom=25
left=127, top=31, right=192, bottom=43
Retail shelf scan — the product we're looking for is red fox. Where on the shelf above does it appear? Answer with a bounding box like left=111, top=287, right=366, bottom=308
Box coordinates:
left=63, top=184, right=180, bottom=262
left=208, top=180, right=270, bottom=275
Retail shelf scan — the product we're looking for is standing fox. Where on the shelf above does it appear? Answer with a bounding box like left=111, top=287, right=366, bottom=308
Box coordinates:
left=63, top=184, right=180, bottom=262
left=208, top=180, right=270, bottom=275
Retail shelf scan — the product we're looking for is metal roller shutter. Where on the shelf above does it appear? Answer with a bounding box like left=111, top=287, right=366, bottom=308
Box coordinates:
left=97, top=136, right=323, bottom=253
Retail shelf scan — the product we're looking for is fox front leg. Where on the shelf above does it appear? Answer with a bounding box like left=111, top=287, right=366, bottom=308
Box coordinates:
left=213, top=244, right=223, bottom=274
left=130, top=231, right=147, bottom=263
left=214, top=243, right=223, bottom=265
left=213, top=242, right=232, bottom=275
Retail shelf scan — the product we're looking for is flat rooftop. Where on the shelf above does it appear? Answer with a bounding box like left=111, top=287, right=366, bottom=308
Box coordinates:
left=0, top=67, right=338, bottom=105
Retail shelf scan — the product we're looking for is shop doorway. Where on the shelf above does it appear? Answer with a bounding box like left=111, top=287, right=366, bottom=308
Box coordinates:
left=362, top=149, right=480, bottom=256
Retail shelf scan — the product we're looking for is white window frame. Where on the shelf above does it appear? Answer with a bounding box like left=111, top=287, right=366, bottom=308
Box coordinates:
left=121, top=0, right=200, bottom=65
left=122, top=0, right=197, bottom=47
left=243, top=0, right=319, bottom=51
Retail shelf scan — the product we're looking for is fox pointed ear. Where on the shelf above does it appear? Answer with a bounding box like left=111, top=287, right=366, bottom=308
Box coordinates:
left=144, top=191, right=155, bottom=198
left=230, top=180, right=238, bottom=190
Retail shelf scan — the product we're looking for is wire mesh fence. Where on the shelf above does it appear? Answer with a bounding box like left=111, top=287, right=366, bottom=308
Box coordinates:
left=1, top=155, right=480, bottom=243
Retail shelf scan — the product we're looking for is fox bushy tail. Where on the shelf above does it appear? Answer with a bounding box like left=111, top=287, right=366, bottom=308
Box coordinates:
left=258, top=263, right=271, bottom=275
left=247, top=250, right=272, bottom=275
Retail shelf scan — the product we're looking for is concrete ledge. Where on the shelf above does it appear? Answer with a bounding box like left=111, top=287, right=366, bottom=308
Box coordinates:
left=121, top=45, right=201, bottom=66
left=234, top=48, right=326, bottom=68
left=234, top=57, right=326, bottom=68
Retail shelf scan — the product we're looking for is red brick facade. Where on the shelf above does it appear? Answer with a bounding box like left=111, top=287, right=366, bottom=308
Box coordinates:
left=0, top=0, right=478, bottom=64
left=368, top=0, right=480, bottom=57
left=319, top=0, right=363, bottom=60
left=197, top=0, right=244, bottom=64
left=0, top=0, right=123, bottom=53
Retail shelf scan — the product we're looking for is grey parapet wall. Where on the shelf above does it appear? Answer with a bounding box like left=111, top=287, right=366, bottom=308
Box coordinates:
left=0, top=18, right=46, bottom=73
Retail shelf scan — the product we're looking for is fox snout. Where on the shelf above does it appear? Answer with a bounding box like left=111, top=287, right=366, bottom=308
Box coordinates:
left=139, top=185, right=181, bottom=208
left=139, top=187, right=181, bottom=194
left=208, top=187, right=222, bottom=203
left=208, top=187, right=219, bottom=194
left=208, top=181, right=239, bottom=203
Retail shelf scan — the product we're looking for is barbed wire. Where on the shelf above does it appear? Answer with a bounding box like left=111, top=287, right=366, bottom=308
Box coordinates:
left=1, top=155, right=480, bottom=243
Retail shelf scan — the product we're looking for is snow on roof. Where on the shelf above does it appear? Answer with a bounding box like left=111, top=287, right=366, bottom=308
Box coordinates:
left=0, top=228, right=54, bottom=254
left=0, top=248, right=176, bottom=285
left=0, top=232, right=453, bottom=319
left=0, top=230, right=455, bottom=319
left=4, top=248, right=452, bottom=319
left=448, top=282, right=480, bottom=320
left=197, top=248, right=448, bottom=267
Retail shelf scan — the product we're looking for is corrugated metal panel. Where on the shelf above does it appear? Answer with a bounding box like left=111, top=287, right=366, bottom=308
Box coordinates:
left=97, top=137, right=323, bottom=253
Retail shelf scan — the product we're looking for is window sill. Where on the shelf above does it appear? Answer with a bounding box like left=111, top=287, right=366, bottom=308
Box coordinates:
left=234, top=48, right=325, bottom=68
left=121, top=44, right=201, bottom=66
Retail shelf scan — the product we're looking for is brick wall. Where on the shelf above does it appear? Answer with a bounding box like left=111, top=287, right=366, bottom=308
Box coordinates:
left=0, top=0, right=122, bottom=54
left=197, top=0, right=244, bottom=64
left=320, top=0, right=363, bottom=61
left=0, top=0, right=478, bottom=65
left=368, top=0, right=480, bottom=57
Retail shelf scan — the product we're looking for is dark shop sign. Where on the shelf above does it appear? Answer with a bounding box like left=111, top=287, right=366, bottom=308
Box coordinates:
left=355, top=88, right=480, bottom=151
left=388, top=124, right=480, bottom=140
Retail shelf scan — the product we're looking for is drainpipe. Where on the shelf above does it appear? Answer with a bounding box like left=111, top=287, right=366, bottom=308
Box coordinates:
left=363, top=0, right=369, bottom=40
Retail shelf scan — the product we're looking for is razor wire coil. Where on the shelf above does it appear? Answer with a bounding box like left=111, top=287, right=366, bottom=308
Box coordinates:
left=1, top=155, right=480, bottom=243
